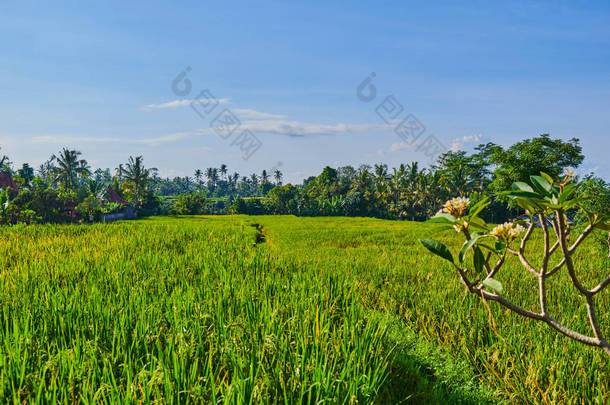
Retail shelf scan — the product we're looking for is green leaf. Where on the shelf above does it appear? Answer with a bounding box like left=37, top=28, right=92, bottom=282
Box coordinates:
left=502, top=190, right=544, bottom=200
left=419, top=239, right=454, bottom=265
left=512, top=182, right=534, bottom=193
left=473, top=247, right=485, bottom=274
left=540, top=172, right=554, bottom=185
left=559, top=184, right=576, bottom=203
left=482, top=278, right=503, bottom=293
left=468, top=216, right=489, bottom=232
left=427, top=213, right=457, bottom=224
left=595, top=220, right=610, bottom=231
left=495, top=239, right=506, bottom=254
left=468, top=197, right=489, bottom=219
left=479, top=239, right=506, bottom=255
left=459, top=235, right=481, bottom=263
left=515, top=198, right=543, bottom=214
left=530, top=175, right=553, bottom=196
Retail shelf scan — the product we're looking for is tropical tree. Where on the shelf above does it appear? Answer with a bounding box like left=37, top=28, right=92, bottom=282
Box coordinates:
left=0, top=147, right=11, bottom=173
left=274, top=169, right=283, bottom=185
left=17, top=163, right=35, bottom=186
left=87, top=179, right=106, bottom=199
left=37, top=159, right=55, bottom=183
left=50, top=148, right=90, bottom=191
left=219, top=164, right=228, bottom=180
left=250, top=173, right=259, bottom=187
left=435, top=150, right=490, bottom=197
left=194, top=169, right=203, bottom=189
left=205, top=168, right=219, bottom=190
left=487, top=134, right=584, bottom=193
left=374, top=164, right=388, bottom=183
left=120, top=156, right=157, bottom=208
left=261, top=170, right=270, bottom=184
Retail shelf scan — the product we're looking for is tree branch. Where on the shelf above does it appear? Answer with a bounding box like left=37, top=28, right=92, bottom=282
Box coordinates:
left=557, top=209, right=590, bottom=295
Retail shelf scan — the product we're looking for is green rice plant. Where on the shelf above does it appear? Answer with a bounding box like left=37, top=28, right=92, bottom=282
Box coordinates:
left=0, top=217, right=394, bottom=404
left=0, top=212, right=608, bottom=403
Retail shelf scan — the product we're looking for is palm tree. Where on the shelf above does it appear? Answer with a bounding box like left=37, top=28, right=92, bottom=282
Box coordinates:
left=37, top=159, right=57, bottom=184
left=274, top=169, right=283, bottom=185
left=250, top=173, right=259, bottom=188
left=87, top=179, right=106, bottom=199
left=374, top=164, right=388, bottom=182
left=219, top=164, right=228, bottom=180
left=115, top=164, right=124, bottom=184
left=184, top=176, right=192, bottom=191
left=205, top=168, right=214, bottom=186
left=17, top=163, right=35, bottom=186
left=194, top=169, right=203, bottom=189
left=205, top=167, right=219, bottom=190
left=0, top=148, right=10, bottom=172
left=261, top=170, right=270, bottom=184
left=51, top=148, right=90, bottom=191
left=121, top=156, right=157, bottom=208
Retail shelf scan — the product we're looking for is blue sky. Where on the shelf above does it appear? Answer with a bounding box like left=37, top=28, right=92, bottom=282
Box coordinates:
left=1, top=0, right=609, bottom=182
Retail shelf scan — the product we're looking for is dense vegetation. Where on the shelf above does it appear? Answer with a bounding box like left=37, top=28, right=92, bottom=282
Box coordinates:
left=0, top=215, right=608, bottom=403
left=1, top=134, right=607, bottom=225
left=0, top=134, right=608, bottom=403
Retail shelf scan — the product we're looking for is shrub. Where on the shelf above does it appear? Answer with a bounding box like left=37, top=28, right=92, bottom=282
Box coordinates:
left=171, top=193, right=207, bottom=215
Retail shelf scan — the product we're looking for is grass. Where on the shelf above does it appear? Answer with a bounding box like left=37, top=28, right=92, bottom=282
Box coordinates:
left=0, top=215, right=608, bottom=403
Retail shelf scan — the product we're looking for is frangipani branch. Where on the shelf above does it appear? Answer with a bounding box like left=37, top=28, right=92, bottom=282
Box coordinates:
left=420, top=170, right=610, bottom=356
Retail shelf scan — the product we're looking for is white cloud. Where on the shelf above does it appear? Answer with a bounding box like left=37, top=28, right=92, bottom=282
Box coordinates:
left=26, top=112, right=387, bottom=149
left=33, top=135, right=123, bottom=143
left=142, top=99, right=229, bottom=110
left=233, top=109, right=285, bottom=120
left=450, top=134, right=483, bottom=152
left=377, top=134, right=484, bottom=156
left=240, top=120, right=384, bottom=137
left=31, top=131, right=207, bottom=147
left=376, top=141, right=413, bottom=156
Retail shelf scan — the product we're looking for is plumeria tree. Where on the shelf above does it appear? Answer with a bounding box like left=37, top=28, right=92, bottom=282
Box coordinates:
left=420, top=169, right=610, bottom=355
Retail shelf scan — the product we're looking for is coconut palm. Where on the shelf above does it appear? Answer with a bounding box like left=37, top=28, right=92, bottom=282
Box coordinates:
left=374, top=164, right=388, bottom=181
left=250, top=173, right=259, bottom=187
left=205, top=167, right=219, bottom=189
left=231, top=172, right=240, bottom=184
left=219, top=164, right=228, bottom=180
left=87, top=179, right=106, bottom=199
left=120, top=156, right=157, bottom=208
left=51, top=148, right=90, bottom=191
left=261, top=170, right=270, bottom=184
left=274, top=169, right=283, bottom=185
left=194, top=169, right=203, bottom=189
left=115, top=164, right=124, bottom=184
left=17, top=163, right=35, bottom=186
left=0, top=147, right=10, bottom=172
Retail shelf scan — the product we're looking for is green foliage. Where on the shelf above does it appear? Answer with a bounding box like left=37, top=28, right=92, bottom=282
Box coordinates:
left=419, top=239, right=454, bottom=264
left=171, top=192, right=207, bottom=215
left=266, top=184, right=298, bottom=214
left=231, top=197, right=267, bottom=215
left=10, top=186, right=73, bottom=224
left=488, top=134, right=584, bottom=194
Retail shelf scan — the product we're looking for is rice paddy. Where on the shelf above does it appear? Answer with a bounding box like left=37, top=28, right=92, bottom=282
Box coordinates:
left=0, top=216, right=608, bottom=403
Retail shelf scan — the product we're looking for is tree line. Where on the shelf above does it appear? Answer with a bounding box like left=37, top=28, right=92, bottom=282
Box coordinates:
left=0, top=134, right=607, bottom=224
left=233, top=135, right=608, bottom=224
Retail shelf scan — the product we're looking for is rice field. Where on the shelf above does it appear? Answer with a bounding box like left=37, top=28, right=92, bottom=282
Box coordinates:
left=0, top=216, right=608, bottom=404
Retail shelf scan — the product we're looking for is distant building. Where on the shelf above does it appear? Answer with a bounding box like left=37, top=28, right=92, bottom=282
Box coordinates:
left=0, top=173, right=18, bottom=192
left=103, top=186, right=137, bottom=222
